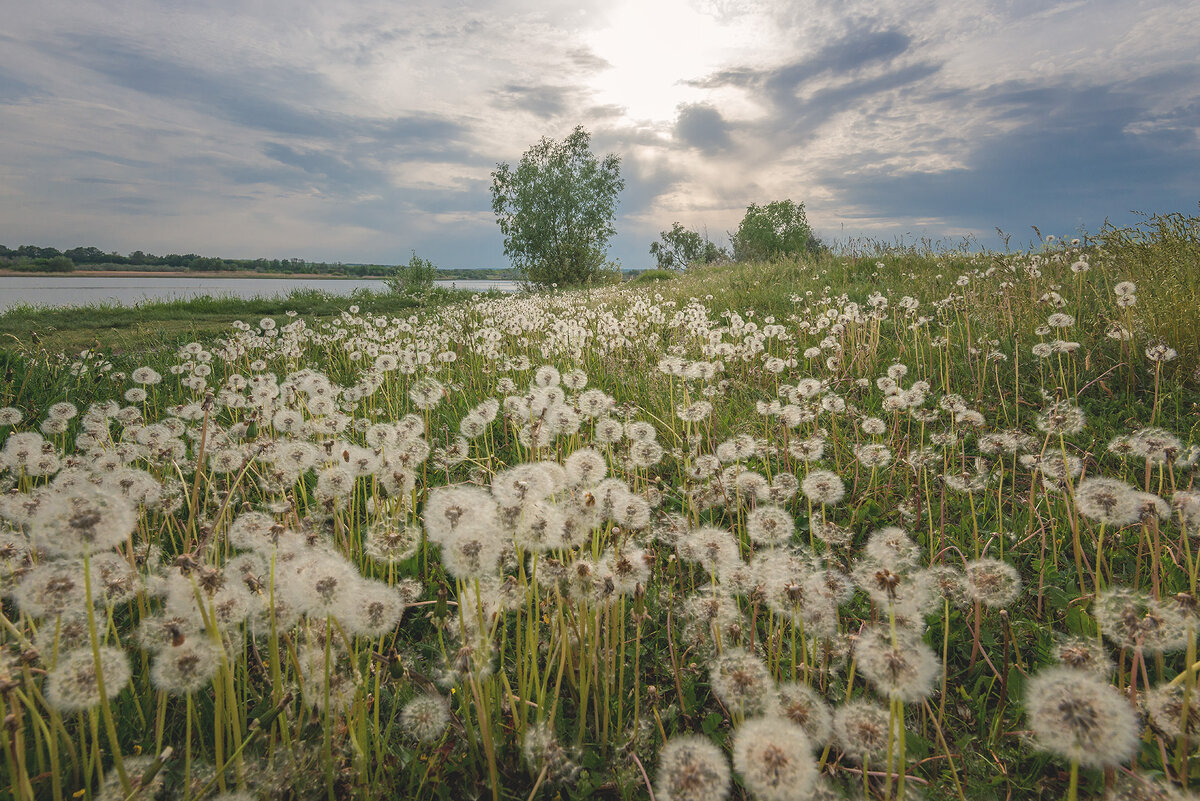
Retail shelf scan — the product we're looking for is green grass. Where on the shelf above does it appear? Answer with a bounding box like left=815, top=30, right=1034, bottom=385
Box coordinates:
left=0, top=286, right=488, bottom=355
left=1, top=217, right=1199, bottom=801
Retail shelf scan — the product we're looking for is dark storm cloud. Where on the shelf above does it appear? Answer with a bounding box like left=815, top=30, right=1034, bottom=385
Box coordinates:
left=690, top=27, right=912, bottom=92
left=686, top=25, right=935, bottom=140
left=674, top=104, right=731, bottom=153
left=819, top=76, right=1200, bottom=240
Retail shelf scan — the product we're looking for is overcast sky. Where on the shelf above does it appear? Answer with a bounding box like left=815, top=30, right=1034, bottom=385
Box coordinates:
left=1, top=0, right=1197, bottom=267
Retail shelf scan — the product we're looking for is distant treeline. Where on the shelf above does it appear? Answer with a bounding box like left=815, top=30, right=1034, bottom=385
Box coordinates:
left=0, top=244, right=518, bottom=280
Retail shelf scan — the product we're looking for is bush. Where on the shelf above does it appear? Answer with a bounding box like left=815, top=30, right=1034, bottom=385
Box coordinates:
left=731, top=200, right=823, bottom=262
left=386, top=252, right=438, bottom=297
left=649, top=222, right=728, bottom=270
left=630, top=268, right=678, bottom=283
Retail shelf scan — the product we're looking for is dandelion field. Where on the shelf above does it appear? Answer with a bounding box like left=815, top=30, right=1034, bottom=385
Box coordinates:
left=2, top=216, right=1200, bottom=801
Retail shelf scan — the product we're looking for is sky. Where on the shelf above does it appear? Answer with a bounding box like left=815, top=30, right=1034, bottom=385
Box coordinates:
left=0, top=0, right=1197, bottom=268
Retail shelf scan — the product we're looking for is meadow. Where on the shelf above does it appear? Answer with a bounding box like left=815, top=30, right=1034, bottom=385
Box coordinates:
left=1, top=212, right=1199, bottom=801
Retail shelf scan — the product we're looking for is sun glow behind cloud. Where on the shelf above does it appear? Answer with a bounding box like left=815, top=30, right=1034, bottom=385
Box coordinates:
left=583, top=0, right=757, bottom=123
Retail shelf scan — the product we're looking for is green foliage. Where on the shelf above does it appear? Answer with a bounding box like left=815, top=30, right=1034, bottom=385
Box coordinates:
left=7, top=255, right=76, bottom=272
left=730, top=199, right=822, bottom=262
left=386, top=252, right=439, bottom=297
left=630, top=268, right=678, bottom=283
left=490, top=125, right=624, bottom=287
left=648, top=222, right=728, bottom=270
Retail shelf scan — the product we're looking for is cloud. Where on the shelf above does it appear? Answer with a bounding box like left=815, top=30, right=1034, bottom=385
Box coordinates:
left=0, top=0, right=1196, bottom=266
left=816, top=75, right=1200, bottom=242
left=0, top=65, right=39, bottom=103
left=674, top=104, right=732, bottom=153
left=494, top=84, right=575, bottom=118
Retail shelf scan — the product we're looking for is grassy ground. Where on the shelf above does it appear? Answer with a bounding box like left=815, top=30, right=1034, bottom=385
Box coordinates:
left=0, top=286, right=484, bottom=355
left=1, top=214, right=1199, bottom=801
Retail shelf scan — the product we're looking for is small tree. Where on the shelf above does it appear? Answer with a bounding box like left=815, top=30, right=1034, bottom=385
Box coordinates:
left=386, top=252, right=438, bottom=296
left=731, top=200, right=822, bottom=262
left=491, top=126, right=624, bottom=287
left=649, top=222, right=728, bottom=270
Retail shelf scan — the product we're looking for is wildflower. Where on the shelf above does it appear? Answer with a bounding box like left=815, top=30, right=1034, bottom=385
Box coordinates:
left=832, top=700, right=892, bottom=764
left=342, top=582, right=406, bottom=637
left=864, top=527, right=922, bottom=570
left=563, top=448, right=607, bottom=487
left=1052, top=636, right=1114, bottom=676
left=678, top=400, right=714, bottom=423
left=746, top=505, right=794, bottom=547
left=854, top=443, right=892, bottom=469
left=522, top=721, right=580, bottom=784
left=656, top=735, right=731, bottom=801
left=775, top=682, right=833, bottom=746
left=1074, top=477, right=1139, bottom=527
left=710, top=648, right=776, bottom=717
left=364, top=519, right=421, bottom=563
left=1145, top=344, right=1177, bottom=363
left=1024, top=666, right=1140, bottom=769
left=46, top=646, right=131, bottom=712
left=732, top=717, right=816, bottom=801
left=1145, top=682, right=1200, bottom=749
left=800, top=469, right=845, bottom=505
left=1128, top=428, right=1182, bottom=464
left=1095, top=587, right=1188, bottom=654
left=150, top=639, right=221, bottom=695
left=1036, top=403, right=1086, bottom=436
left=788, top=437, right=826, bottom=462
left=1174, top=490, right=1200, bottom=533
left=855, top=626, right=940, bottom=701
left=13, top=561, right=88, bottom=617
left=964, top=558, right=1021, bottom=608
left=30, top=484, right=136, bottom=557
left=1114, top=281, right=1136, bottom=296
left=402, top=692, right=451, bottom=744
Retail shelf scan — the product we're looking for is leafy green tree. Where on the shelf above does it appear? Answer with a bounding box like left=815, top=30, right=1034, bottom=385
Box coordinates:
left=731, top=199, right=822, bottom=262
left=491, top=126, right=624, bottom=287
left=386, top=252, right=438, bottom=297
left=649, top=222, right=728, bottom=270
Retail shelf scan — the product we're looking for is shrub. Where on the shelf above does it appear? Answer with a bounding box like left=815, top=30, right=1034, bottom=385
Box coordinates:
left=386, top=252, right=439, bottom=297
left=731, top=200, right=823, bottom=262
left=649, top=223, right=728, bottom=270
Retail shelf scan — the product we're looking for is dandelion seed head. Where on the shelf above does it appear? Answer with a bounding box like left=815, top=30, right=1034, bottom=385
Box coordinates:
left=1025, top=666, right=1140, bottom=768
left=964, top=558, right=1021, bottom=608
left=402, top=692, right=451, bottom=745
left=855, top=626, right=941, bottom=701
left=656, top=735, right=731, bottom=801
left=832, top=699, right=892, bottom=763
left=46, top=646, right=130, bottom=712
left=732, top=717, right=816, bottom=801
left=710, top=647, right=776, bottom=718
left=774, top=682, right=833, bottom=746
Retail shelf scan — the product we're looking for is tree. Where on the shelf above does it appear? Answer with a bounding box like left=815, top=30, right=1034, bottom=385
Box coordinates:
left=491, top=126, right=624, bottom=287
left=386, top=252, right=438, bottom=297
left=649, top=222, right=728, bottom=270
left=731, top=200, right=822, bottom=262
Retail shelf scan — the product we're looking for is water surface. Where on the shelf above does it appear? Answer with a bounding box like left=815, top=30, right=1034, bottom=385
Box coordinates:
left=0, top=275, right=519, bottom=312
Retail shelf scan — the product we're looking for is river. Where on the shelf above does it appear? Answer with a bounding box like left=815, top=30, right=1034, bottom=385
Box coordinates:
left=0, top=275, right=520, bottom=312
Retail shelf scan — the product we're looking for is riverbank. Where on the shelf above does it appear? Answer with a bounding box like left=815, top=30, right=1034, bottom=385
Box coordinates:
left=0, top=269, right=390, bottom=279
left=0, top=284, right=479, bottom=355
